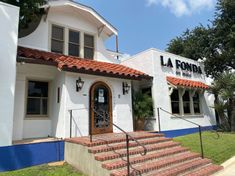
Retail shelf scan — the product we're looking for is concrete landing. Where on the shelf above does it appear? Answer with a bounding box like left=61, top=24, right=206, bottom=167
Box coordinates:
left=214, top=156, right=235, bottom=176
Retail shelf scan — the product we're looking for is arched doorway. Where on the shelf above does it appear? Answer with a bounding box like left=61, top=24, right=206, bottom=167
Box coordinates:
left=90, top=82, right=113, bottom=135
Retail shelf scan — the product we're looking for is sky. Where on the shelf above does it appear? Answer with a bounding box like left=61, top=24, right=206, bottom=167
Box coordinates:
left=77, top=0, right=217, bottom=55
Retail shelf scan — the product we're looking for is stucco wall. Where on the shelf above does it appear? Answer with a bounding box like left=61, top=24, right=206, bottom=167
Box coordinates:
left=64, top=73, right=133, bottom=137
left=13, top=64, right=134, bottom=140
left=18, top=6, right=118, bottom=63
left=13, top=64, right=58, bottom=140
left=0, top=2, right=19, bottom=146
left=122, top=49, right=216, bottom=131
left=51, top=72, right=67, bottom=138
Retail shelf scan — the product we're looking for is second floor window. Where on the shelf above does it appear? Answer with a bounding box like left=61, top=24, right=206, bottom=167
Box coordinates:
left=84, top=34, right=94, bottom=59
left=69, top=30, right=80, bottom=57
left=51, top=25, right=64, bottom=54
left=50, top=24, right=95, bottom=59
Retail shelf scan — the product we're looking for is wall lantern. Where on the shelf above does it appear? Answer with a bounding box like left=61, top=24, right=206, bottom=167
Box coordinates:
left=76, top=77, right=84, bottom=92
left=123, top=82, right=130, bottom=95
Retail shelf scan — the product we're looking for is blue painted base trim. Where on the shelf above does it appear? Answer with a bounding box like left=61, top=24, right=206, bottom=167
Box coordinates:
left=161, top=125, right=217, bottom=138
left=0, top=141, right=64, bottom=172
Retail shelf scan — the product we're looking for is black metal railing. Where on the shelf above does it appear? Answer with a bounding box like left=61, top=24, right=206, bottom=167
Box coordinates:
left=157, top=107, right=205, bottom=158
left=91, top=108, right=147, bottom=176
left=68, top=108, right=147, bottom=176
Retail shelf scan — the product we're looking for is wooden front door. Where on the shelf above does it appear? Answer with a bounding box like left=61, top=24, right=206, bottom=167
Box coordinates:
left=90, top=82, right=113, bottom=135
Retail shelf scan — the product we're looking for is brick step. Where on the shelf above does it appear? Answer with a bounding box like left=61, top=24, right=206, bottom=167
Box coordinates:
left=110, top=152, right=201, bottom=176
left=183, top=164, right=223, bottom=176
left=88, top=137, right=172, bottom=154
left=102, top=146, right=189, bottom=170
left=145, top=158, right=212, bottom=176
left=95, top=141, right=181, bottom=161
left=66, top=132, right=164, bottom=147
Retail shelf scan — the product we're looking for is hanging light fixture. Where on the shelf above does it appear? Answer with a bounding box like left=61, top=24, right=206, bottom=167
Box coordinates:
left=76, top=77, right=84, bottom=92
left=123, top=82, right=130, bottom=95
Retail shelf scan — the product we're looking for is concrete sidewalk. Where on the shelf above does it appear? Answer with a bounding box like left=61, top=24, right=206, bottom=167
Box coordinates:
left=214, top=156, right=235, bottom=176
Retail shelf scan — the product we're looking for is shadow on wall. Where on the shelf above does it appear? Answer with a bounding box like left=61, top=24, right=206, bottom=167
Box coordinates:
left=202, top=94, right=217, bottom=126
left=144, top=118, right=156, bottom=131
left=161, top=67, right=174, bottom=75
left=66, top=76, right=90, bottom=138
left=51, top=81, right=64, bottom=138
left=0, top=141, right=64, bottom=172
left=72, top=115, right=84, bottom=137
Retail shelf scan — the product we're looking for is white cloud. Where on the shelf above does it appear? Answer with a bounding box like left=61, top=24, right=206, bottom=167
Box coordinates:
left=146, top=0, right=215, bottom=17
left=146, top=0, right=158, bottom=6
left=188, top=0, right=214, bottom=11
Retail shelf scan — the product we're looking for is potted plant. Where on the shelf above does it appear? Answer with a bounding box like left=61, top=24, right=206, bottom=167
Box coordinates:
left=132, top=91, right=153, bottom=131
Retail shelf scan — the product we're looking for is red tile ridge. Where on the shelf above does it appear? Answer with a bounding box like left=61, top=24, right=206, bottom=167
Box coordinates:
left=17, top=46, right=152, bottom=80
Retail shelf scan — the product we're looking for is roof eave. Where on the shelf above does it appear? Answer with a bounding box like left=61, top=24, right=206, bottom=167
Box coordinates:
left=42, top=0, right=118, bottom=36
left=17, top=56, right=151, bottom=81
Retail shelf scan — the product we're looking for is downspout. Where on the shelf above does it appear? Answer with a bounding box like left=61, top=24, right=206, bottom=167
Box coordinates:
left=116, top=35, right=119, bottom=60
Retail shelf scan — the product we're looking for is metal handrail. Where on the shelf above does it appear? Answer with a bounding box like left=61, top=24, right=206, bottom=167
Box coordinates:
left=112, top=122, right=147, bottom=156
left=158, top=107, right=204, bottom=158
left=92, top=108, right=147, bottom=153
left=159, top=107, right=201, bottom=126
left=91, top=108, right=147, bottom=176
left=69, top=108, right=87, bottom=138
left=158, top=107, right=220, bottom=138
left=68, top=107, right=147, bottom=176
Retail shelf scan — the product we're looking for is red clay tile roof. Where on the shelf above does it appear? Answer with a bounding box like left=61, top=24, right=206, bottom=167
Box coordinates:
left=166, top=76, right=209, bottom=89
left=17, top=46, right=151, bottom=80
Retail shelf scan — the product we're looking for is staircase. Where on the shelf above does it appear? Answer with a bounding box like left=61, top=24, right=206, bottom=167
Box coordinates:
left=65, top=132, right=223, bottom=176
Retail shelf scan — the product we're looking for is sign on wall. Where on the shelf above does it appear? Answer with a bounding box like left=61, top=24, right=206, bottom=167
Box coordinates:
left=160, top=55, right=202, bottom=77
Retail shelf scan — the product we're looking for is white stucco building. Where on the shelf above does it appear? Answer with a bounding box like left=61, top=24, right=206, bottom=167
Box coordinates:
left=0, top=2, right=19, bottom=146
left=1, top=0, right=150, bottom=146
left=0, top=0, right=217, bottom=146
left=122, top=49, right=217, bottom=136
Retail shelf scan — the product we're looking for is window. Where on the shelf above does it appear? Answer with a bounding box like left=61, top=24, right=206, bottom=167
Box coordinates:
left=50, top=25, right=95, bottom=59
left=193, top=92, right=201, bottom=114
left=171, top=89, right=180, bottom=114
left=183, top=91, right=191, bottom=114
left=170, top=88, right=202, bottom=115
left=69, top=30, right=80, bottom=57
left=26, top=81, right=49, bottom=116
left=84, top=34, right=94, bottom=59
left=51, top=25, right=64, bottom=54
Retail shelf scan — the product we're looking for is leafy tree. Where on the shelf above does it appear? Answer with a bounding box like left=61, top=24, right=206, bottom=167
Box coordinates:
left=1, top=0, right=46, bottom=30
left=209, top=72, right=235, bottom=131
left=205, top=0, right=235, bottom=78
left=166, top=37, right=184, bottom=56
left=167, top=0, right=235, bottom=78
left=167, top=0, right=235, bottom=131
left=167, top=26, right=211, bottom=62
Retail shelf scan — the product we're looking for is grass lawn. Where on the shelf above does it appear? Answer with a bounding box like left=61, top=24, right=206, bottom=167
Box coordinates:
left=0, top=163, right=86, bottom=176
left=174, top=131, right=235, bottom=164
